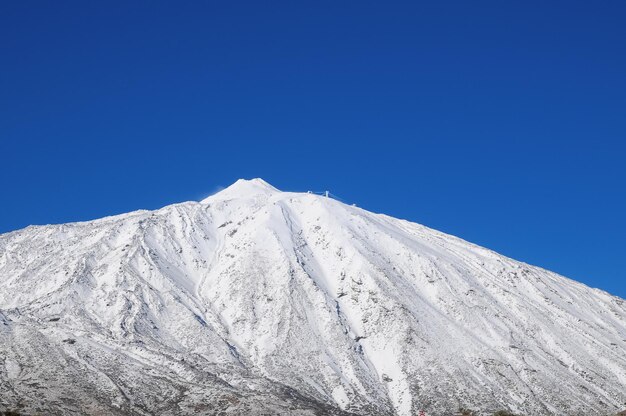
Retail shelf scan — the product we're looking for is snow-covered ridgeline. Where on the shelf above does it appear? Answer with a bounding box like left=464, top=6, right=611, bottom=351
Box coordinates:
left=0, top=179, right=625, bottom=415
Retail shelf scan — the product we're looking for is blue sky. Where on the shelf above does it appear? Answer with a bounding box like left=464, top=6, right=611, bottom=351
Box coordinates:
left=1, top=1, right=625, bottom=297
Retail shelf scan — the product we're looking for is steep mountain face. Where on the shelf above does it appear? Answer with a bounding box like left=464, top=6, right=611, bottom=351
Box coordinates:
left=1, top=179, right=625, bottom=416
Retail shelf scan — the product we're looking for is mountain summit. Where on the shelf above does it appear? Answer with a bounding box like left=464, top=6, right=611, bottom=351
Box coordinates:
left=1, top=179, right=625, bottom=415
left=201, top=178, right=279, bottom=202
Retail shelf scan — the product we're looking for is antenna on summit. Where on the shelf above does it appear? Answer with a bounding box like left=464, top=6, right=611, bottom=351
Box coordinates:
left=325, top=190, right=329, bottom=198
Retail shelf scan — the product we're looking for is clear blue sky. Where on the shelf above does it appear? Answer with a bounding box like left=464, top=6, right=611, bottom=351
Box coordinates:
left=1, top=1, right=624, bottom=297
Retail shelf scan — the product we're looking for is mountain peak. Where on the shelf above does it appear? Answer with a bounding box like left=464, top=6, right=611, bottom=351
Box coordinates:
left=201, top=178, right=279, bottom=202
left=2, top=178, right=626, bottom=416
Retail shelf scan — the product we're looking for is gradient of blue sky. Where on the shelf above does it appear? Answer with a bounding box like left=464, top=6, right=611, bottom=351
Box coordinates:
left=1, top=1, right=625, bottom=297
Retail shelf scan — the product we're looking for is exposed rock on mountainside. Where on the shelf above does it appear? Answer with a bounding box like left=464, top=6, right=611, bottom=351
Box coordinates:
left=1, top=179, right=625, bottom=415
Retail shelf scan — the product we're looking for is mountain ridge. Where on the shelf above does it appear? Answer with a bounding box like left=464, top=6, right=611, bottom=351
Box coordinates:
left=1, top=179, right=625, bottom=415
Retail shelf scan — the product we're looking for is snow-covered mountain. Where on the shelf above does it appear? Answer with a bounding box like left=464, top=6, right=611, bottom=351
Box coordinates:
left=1, top=178, right=625, bottom=416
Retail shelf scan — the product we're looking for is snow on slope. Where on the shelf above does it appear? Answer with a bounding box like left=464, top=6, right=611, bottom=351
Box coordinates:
left=1, top=178, right=625, bottom=415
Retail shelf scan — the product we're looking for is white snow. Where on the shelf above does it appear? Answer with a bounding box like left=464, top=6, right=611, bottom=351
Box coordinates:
left=0, top=178, right=625, bottom=415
